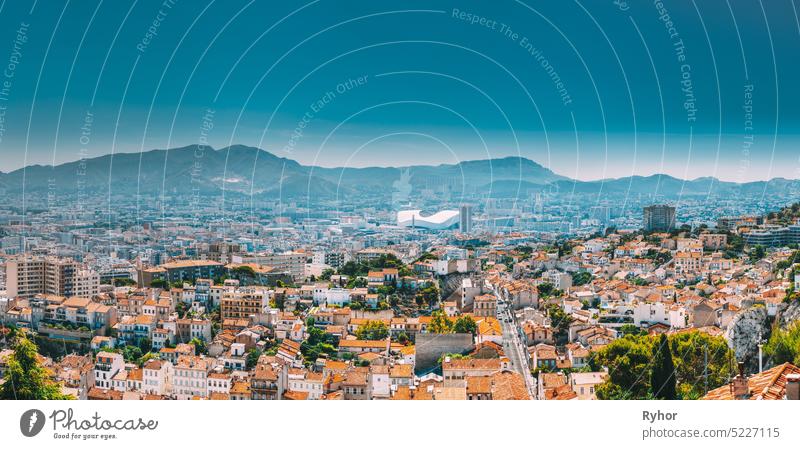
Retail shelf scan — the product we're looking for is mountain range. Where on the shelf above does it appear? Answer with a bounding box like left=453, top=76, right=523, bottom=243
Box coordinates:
left=0, top=144, right=797, bottom=199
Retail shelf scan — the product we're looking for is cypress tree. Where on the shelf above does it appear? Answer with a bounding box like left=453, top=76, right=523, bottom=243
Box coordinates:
left=651, top=334, right=677, bottom=399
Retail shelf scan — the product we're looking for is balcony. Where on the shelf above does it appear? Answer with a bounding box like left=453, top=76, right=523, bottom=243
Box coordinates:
left=95, top=363, right=114, bottom=372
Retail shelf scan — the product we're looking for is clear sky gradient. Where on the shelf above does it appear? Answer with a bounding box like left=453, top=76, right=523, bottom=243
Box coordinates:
left=0, top=0, right=798, bottom=181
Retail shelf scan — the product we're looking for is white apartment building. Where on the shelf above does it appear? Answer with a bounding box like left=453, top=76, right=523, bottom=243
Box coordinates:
left=674, top=251, right=703, bottom=274
left=569, top=372, right=607, bottom=400
left=173, top=356, right=212, bottom=399
left=632, top=301, right=687, bottom=329
left=177, top=318, right=212, bottom=342
left=369, top=366, right=391, bottom=399
left=313, top=287, right=351, bottom=306
left=237, top=251, right=306, bottom=279
left=73, top=269, right=101, bottom=298
left=676, top=238, right=703, bottom=252
left=142, top=359, right=173, bottom=396
left=287, top=369, right=324, bottom=400
left=5, top=255, right=100, bottom=299
left=542, top=270, right=573, bottom=290
left=207, top=371, right=232, bottom=396
left=94, top=352, right=124, bottom=390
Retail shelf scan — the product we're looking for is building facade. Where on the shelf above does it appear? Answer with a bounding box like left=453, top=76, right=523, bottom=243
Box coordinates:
left=5, top=256, right=100, bottom=299
left=643, top=205, right=676, bottom=232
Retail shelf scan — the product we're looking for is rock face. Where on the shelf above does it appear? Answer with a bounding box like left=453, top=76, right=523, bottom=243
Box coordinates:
left=725, top=306, right=770, bottom=374
left=414, top=333, right=475, bottom=374
left=779, top=300, right=800, bottom=328
left=440, top=272, right=470, bottom=302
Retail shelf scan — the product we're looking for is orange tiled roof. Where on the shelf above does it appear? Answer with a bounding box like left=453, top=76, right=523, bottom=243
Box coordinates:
left=466, top=376, right=492, bottom=394
left=491, top=371, right=531, bottom=400
left=702, top=363, right=800, bottom=400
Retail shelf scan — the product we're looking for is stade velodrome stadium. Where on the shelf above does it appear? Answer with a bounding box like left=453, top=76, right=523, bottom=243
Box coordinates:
left=397, top=210, right=460, bottom=230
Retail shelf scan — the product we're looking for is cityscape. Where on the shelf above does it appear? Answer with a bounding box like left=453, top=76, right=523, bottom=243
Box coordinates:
left=1, top=0, right=800, bottom=410
left=2, top=147, right=800, bottom=401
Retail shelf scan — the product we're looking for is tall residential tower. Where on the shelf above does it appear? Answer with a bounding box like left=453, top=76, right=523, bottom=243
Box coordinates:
left=643, top=204, right=676, bottom=232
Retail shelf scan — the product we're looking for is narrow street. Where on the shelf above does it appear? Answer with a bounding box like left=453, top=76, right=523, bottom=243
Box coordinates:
left=496, top=294, right=537, bottom=399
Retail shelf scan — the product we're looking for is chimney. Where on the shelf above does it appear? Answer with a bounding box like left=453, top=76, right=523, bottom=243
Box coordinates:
left=731, top=362, right=749, bottom=399
left=786, top=373, right=800, bottom=400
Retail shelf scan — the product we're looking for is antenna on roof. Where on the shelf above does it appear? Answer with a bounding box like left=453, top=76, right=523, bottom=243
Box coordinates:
left=728, top=334, right=734, bottom=390
left=703, top=341, right=708, bottom=394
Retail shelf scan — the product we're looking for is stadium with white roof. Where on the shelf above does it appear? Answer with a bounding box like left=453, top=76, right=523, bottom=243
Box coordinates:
left=396, top=210, right=460, bottom=230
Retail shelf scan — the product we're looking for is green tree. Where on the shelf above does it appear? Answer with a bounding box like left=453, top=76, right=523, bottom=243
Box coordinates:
left=137, top=337, right=152, bottom=353
left=175, top=301, right=188, bottom=318
left=631, top=277, right=650, bottom=286
left=372, top=254, right=403, bottom=269
left=397, top=332, right=409, bottom=344
left=537, top=282, right=555, bottom=298
left=338, top=261, right=367, bottom=277
left=414, top=252, right=439, bottom=263
left=619, top=324, right=645, bottom=336
left=592, top=331, right=730, bottom=400
left=727, top=234, right=744, bottom=253
left=377, top=285, right=396, bottom=296
left=749, top=245, right=766, bottom=263
left=137, top=352, right=159, bottom=366
left=150, top=279, right=169, bottom=289
left=572, top=271, right=593, bottom=286
left=0, top=334, right=71, bottom=399
left=345, top=277, right=368, bottom=289
left=246, top=348, right=262, bottom=370
left=355, top=320, right=389, bottom=340
left=515, top=245, right=534, bottom=256
left=651, top=334, right=677, bottom=399
left=557, top=241, right=574, bottom=257
left=591, top=335, right=653, bottom=399
left=546, top=305, right=571, bottom=343
left=232, top=265, right=256, bottom=277
left=765, top=321, right=800, bottom=366
left=270, top=296, right=286, bottom=311
left=645, top=250, right=672, bottom=266
left=416, top=285, right=440, bottom=307
left=428, top=311, right=453, bottom=334
left=668, top=331, right=733, bottom=399
left=300, top=327, right=339, bottom=364
left=120, top=345, right=143, bottom=362
left=437, top=352, right=469, bottom=365
left=453, top=315, right=478, bottom=335
left=189, top=337, right=207, bottom=355
left=113, top=277, right=137, bottom=287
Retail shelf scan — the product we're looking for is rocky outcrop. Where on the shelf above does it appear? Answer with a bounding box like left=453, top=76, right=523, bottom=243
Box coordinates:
left=414, top=333, right=474, bottom=374
left=440, top=272, right=470, bottom=300
left=779, top=299, right=800, bottom=328
left=725, top=306, right=770, bottom=374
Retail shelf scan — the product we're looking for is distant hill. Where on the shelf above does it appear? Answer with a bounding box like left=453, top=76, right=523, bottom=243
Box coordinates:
left=549, top=175, right=800, bottom=198
left=0, top=145, right=797, bottom=199
left=0, top=146, right=567, bottom=198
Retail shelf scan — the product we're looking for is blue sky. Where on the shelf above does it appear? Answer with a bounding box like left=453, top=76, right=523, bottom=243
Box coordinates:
left=0, top=0, right=798, bottom=181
